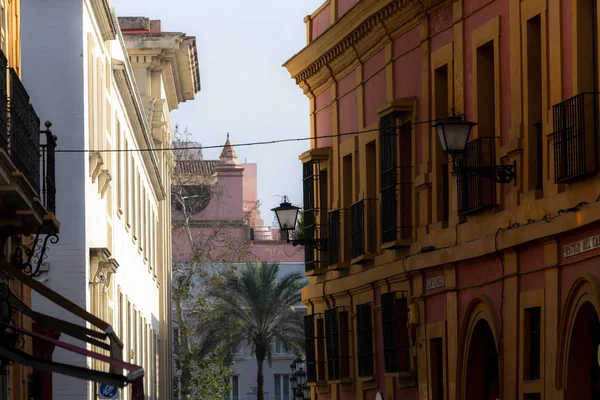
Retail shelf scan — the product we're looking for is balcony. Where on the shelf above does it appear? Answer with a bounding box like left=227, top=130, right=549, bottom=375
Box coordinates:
left=350, top=199, right=377, bottom=264
left=552, top=92, right=600, bottom=183
left=0, top=50, right=57, bottom=234
left=456, top=137, right=497, bottom=216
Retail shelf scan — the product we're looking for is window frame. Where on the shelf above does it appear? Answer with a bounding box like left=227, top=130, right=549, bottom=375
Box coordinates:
left=356, top=302, right=374, bottom=378
left=426, top=321, right=447, bottom=400
left=519, top=289, right=544, bottom=398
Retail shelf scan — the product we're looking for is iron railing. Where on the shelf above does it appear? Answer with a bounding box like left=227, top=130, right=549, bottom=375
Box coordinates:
left=40, top=124, right=56, bottom=213
left=350, top=199, right=377, bottom=259
left=303, top=162, right=316, bottom=272
left=456, top=137, right=497, bottom=215
left=9, top=68, right=41, bottom=195
left=380, top=115, right=412, bottom=244
left=0, top=50, right=7, bottom=153
left=327, top=210, right=341, bottom=266
left=552, top=92, right=600, bottom=183
left=380, top=114, right=397, bottom=243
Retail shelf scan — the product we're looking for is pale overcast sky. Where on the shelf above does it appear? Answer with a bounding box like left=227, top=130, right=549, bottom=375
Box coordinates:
left=112, top=0, right=324, bottom=224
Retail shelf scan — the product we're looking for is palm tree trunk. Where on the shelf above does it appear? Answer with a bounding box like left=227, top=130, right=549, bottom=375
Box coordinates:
left=256, top=356, right=265, bottom=400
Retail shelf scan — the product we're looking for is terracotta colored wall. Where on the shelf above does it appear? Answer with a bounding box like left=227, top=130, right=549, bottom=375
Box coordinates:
left=337, top=0, right=357, bottom=19
left=338, top=71, right=358, bottom=141
left=316, top=87, right=333, bottom=147
left=312, top=4, right=331, bottom=41
left=562, top=0, right=573, bottom=98
left=364, top=49, right=387, bottom=127
left=463, top=1, right=511, bottom=142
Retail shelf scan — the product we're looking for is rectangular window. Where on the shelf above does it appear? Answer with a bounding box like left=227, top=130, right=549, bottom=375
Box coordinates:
left=434, top=64, right=450, bottom=221
left=316, top=316, right=327, bottom=381
left=304, top=314, right=317, bottom=382
left=431, top=338, right=444, bottom=400
left=380, top=114, right=397, bottom=244
left=356, top=303, right=374, bottom=377
left=525, top=307, right=541, bottom=380
left=127, top=301, right=131, bottom=360
left=125, top=141, right=130, bottom=228
left=302, top=162, right=317, bottom=272
left=380, top=114, right=412, bottom=244
left=116, top=121, right=122, bottom=213
left=275, top=341, right=285, bottom=354
left=526, top=15, right=543, bottom=191
left=324, top=307, right=351, bottom=381
left=118, top=292, right=123, bottom=342
left=325, top=308, right=340, bottom=380
left=381, top=292, right=410, bottom=373
left=273, top=374, right=290, bottom=400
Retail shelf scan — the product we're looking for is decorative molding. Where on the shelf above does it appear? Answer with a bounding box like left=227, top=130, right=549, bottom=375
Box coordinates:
left=430, top=5, right=453, bottom=36
left=285, top=0, right=447, bottom=91
left=89, top=0, right=117, bottom=41
left=98, top=169, right=112, bottom=198
left=112, top=60, right=165, bottom=201
left=89, top=152, right=104, bottom=183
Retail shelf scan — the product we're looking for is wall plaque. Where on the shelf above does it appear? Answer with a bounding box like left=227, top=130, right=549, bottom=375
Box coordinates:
left=563, top=234, right=600, bottom=258
left=426, top=275, right=445, bottom=290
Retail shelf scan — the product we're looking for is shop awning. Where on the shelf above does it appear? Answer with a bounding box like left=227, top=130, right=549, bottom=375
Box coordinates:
left=0, top=259, right=144, bottom=399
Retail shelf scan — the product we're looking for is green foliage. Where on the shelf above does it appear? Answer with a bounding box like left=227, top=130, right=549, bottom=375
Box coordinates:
left=171, top=127, right=255, bottom=400
left=291, top=210, right=304, bottom=241
left=201, top=262, right=307, bottom=400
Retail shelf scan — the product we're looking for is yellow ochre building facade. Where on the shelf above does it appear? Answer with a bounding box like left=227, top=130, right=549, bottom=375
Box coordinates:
left=284, top=0, right=600, bottom=399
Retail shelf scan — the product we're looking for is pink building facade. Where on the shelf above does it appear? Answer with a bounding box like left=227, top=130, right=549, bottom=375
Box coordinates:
left=173, top=136, right=303, bottom=265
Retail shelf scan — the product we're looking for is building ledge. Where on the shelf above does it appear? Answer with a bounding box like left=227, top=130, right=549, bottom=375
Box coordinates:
left=299, top=147, right=331, bottom=164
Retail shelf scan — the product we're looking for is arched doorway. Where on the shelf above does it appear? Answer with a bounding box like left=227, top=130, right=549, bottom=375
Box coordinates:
left=565, top=301, right=600, bottom=398
left=465, top=320, right=500, bottom=400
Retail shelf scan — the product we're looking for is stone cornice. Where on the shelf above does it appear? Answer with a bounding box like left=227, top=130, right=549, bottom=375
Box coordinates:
left=89, top=0, right=117, bottom=41
left=284, top=0, right=441, bottom=92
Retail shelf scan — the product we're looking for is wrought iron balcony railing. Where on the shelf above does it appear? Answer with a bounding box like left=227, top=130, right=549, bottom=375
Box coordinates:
left=40, top=122, right=56, bottom=213
left=456, top=137, right=497, bottom=216
left=10, top=68, right=41, bottom=195
left=0, top=51, right=7, bottom=154
left=0, top=58, right=57, bottom=214
left=552, top=92, right=600, bottom=183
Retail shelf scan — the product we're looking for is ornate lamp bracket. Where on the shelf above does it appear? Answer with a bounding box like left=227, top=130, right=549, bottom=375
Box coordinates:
left=291, top=237, right=329, bottom=252
left=9, top=228, right=59, bottom=277
left=452, top=158, right=517, bottom=186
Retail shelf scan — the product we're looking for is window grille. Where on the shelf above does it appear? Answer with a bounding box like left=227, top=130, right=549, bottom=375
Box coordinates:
left=381, top=292, right=410, bottom=373
left=552, top=92, right=600, bottom=182
left=356, top=303, right=374, bottom=377
left=456, top=137, right=497, bottom=215
left=304, top=314, right=317, bottom=382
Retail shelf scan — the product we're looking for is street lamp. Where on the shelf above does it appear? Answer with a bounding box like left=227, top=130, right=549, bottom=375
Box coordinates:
left=432, top=112, right=476, bottom=155
left=272, top=197, right=328, bottom=251
left=290, top=356, right=309, bottom=399
left=271, top=196, right=300, bottom=232
left=432, top=109, right=516, bottom=185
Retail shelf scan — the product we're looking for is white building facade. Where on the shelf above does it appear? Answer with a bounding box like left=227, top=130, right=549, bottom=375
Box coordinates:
left=20, top=1, right=199, bottom=399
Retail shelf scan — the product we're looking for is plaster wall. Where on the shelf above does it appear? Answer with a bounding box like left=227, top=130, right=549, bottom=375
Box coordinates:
left=21, top=1, right=88, bottom=398
left=21, top=2, right=172, bottom=399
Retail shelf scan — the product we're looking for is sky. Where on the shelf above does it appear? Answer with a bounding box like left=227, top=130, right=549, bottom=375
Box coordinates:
left=112, top=0, right=325, bottom=225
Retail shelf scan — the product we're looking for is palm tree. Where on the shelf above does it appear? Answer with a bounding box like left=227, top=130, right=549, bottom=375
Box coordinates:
left=204, top=262, right=306, bottom=400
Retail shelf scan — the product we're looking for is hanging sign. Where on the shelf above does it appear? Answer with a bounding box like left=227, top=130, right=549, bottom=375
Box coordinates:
left=98, top=383, right=120, bottom=400
left=563, top=234, right=600, bottom=258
